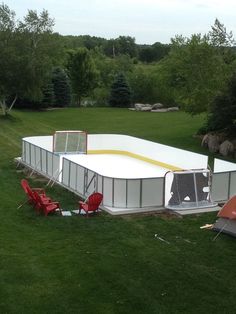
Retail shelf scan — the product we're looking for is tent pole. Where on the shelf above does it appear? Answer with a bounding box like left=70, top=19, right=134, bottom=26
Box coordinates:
left=212, top=222, right=228, bottom=241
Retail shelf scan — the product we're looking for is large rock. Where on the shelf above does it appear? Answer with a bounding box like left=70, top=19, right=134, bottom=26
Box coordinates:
left=219, top=140, right=234, bottom=157
left=201, top=134, right=209, bottom=148
left=207, top=134, right=220, bottom=153
left=141, top=106, right=152, bottom=112
left=134, top=103, right=152, bottom=111
left=201, top=133, right=221, bottom=153
left=167, top=107, right=179, bottom=112
left=202, top=133, right=221, bottom=153
left=151, top=109, right=169, bottom=113
left=152, top=103, right=164, bottom=110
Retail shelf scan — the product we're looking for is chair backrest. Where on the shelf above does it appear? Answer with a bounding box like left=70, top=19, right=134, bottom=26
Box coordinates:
left=21, top=179, right=29, bottom=194
left=21, top=179, right=35, bottom=203
left=33, top=191, right=43, bottom=205
left=87, top=193, right=103, bottom=211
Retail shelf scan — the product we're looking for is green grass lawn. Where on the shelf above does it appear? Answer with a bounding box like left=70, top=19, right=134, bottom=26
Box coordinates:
left=0, top=108, right=236, bottom=314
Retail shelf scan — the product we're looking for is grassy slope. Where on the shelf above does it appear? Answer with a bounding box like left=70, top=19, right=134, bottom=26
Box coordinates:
left=0, top=108, right=235, bottom=314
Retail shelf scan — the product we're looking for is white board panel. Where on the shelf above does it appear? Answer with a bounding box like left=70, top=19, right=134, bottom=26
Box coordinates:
left=30, top=145, right=36, bottom=167
left=76, top=165, right=85, bottom=194
left=47, top=152, right=53, bottom=177
left=230, top=172, right=236, bottom=197
left=35, top=147, right=41, bottom=171
left=103, top=177, right=113, bottom=206
left=69, top=163, right=77, bottom=190
left=62, top=159, right=70, bottom=186
left=97, top=175, right=103, bottom=194
left=41, top=150, right=47, bottom=174
left=214, top=159, right=236, bottom=173
left=127, top=180, right=140, bottom=208
left=142, top=178, right=163, bottom=207
left=52, top=155, right=60, bottom=180
left=212, top=173, right=229, bottom=202
left=114, top=179, right=127, bottom=208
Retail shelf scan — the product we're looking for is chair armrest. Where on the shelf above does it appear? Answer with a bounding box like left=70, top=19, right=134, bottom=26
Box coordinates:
left=49, top=201, right=60, bottom=207
left=32, top=188, right=46, bottom=194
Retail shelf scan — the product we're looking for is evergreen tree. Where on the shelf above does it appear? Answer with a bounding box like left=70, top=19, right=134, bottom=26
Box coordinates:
left=109, top=73, right=132, bottom=107
left=52, top=67, right=71, bottom=107
left=41, top=81, right=54, bottom=108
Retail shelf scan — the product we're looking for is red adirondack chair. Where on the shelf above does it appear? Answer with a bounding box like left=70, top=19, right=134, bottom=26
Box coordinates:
left=33, top=191, right=61, bottom=216
left=78, top=192, right=103, bottom=217
left=20, top=179, right=51, bottom=209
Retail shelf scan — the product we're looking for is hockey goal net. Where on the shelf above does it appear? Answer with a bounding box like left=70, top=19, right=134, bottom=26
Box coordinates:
left=53, top=130, right=87, bottom=154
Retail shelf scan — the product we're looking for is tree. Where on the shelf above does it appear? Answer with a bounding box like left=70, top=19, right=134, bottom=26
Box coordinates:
left=139, top=42, right=170, bottom=63
left=0, top=4, right=57, bottom=115
left=0, top=4, right=19, bottom=115
left=208, top=19, right=236, bottom=64
left=109, top=73, right=132, bottom=107
left=205, top=72, right=236, bottom=135
left=17, top=9, right=56, bottom=100
left=66, top=48, right=98, bottom=106
left=159, top=34, right=230, bottom=114
left=209, top=18, right=235, bottom=48
left=128, top=66, right=160, bottom=104
left=103, top=36, right=137, bottom=58
left=116, top=36, right=138, bottom=58
left=52, top=67, right=71, bottom=107
left=41, top=81, right=55, bottom=108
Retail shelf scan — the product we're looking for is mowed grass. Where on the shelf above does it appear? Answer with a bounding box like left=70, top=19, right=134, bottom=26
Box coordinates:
left=0, top=108, right=236, bottom=314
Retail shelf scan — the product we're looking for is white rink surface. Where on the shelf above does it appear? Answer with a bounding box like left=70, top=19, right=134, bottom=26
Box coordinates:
left=65, top=154, right=169, bottom=179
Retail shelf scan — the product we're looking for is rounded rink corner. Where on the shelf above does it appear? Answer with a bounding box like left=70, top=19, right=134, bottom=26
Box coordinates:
left=18, top=131, right=236, bottom=215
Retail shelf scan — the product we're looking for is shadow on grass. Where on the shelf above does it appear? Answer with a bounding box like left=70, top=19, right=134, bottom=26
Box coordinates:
left=0, top=113, right=21, bottom=123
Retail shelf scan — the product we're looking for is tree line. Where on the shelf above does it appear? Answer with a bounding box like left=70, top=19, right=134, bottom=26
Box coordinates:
left=0, top=3, right=235, bottom=135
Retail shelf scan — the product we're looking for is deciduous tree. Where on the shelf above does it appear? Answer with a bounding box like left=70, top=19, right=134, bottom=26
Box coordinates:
left=66, top=48, right=98, bottom=106
left=159, top=34, right=230, bottom=114
left=0, top=4, right=56, bottom=115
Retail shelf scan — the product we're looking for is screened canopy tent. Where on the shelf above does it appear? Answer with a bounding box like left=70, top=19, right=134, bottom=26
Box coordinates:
left=213, top=195, right=236, bottom=237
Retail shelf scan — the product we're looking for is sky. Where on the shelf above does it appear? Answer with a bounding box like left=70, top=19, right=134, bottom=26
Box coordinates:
left=4, top=0, right=236, bottom=44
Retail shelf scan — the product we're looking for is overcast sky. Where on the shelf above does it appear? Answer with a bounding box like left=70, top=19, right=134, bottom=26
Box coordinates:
left=4, top=0, right=236, bottom=44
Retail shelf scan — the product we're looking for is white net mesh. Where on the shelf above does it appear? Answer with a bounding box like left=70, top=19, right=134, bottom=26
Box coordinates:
left=165, top=169, right=216, bottom=210
left=53, top=131, right=87, bottom=154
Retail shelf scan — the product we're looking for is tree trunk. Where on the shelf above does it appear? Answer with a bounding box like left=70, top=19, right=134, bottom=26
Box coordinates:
left=8, top=94, right=18, bottom=112
left=0, top=99, right=7, bottom=116
left=0, top=95, right=17, bottom=116
left=78, top=96, right=81, bottom=107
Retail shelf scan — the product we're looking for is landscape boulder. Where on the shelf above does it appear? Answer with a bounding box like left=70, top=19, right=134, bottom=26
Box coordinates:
left=204, top=133, right=221, bottom=153
left=134, top=103, right=152, bottom=111
left=201, top=134, right=209, bottom=148
left=167, top=107, right=179, bottom=112
left=141, top=106, right=152, bottom=112
left=152, top=103, right=164, bottom=110
left=219, top=140, right=234, bottom=157
left=151, top=109, right=169, bottom=113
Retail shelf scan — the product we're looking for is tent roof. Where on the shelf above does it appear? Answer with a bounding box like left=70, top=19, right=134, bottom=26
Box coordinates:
left=218, top=195, right=236, bottom=219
